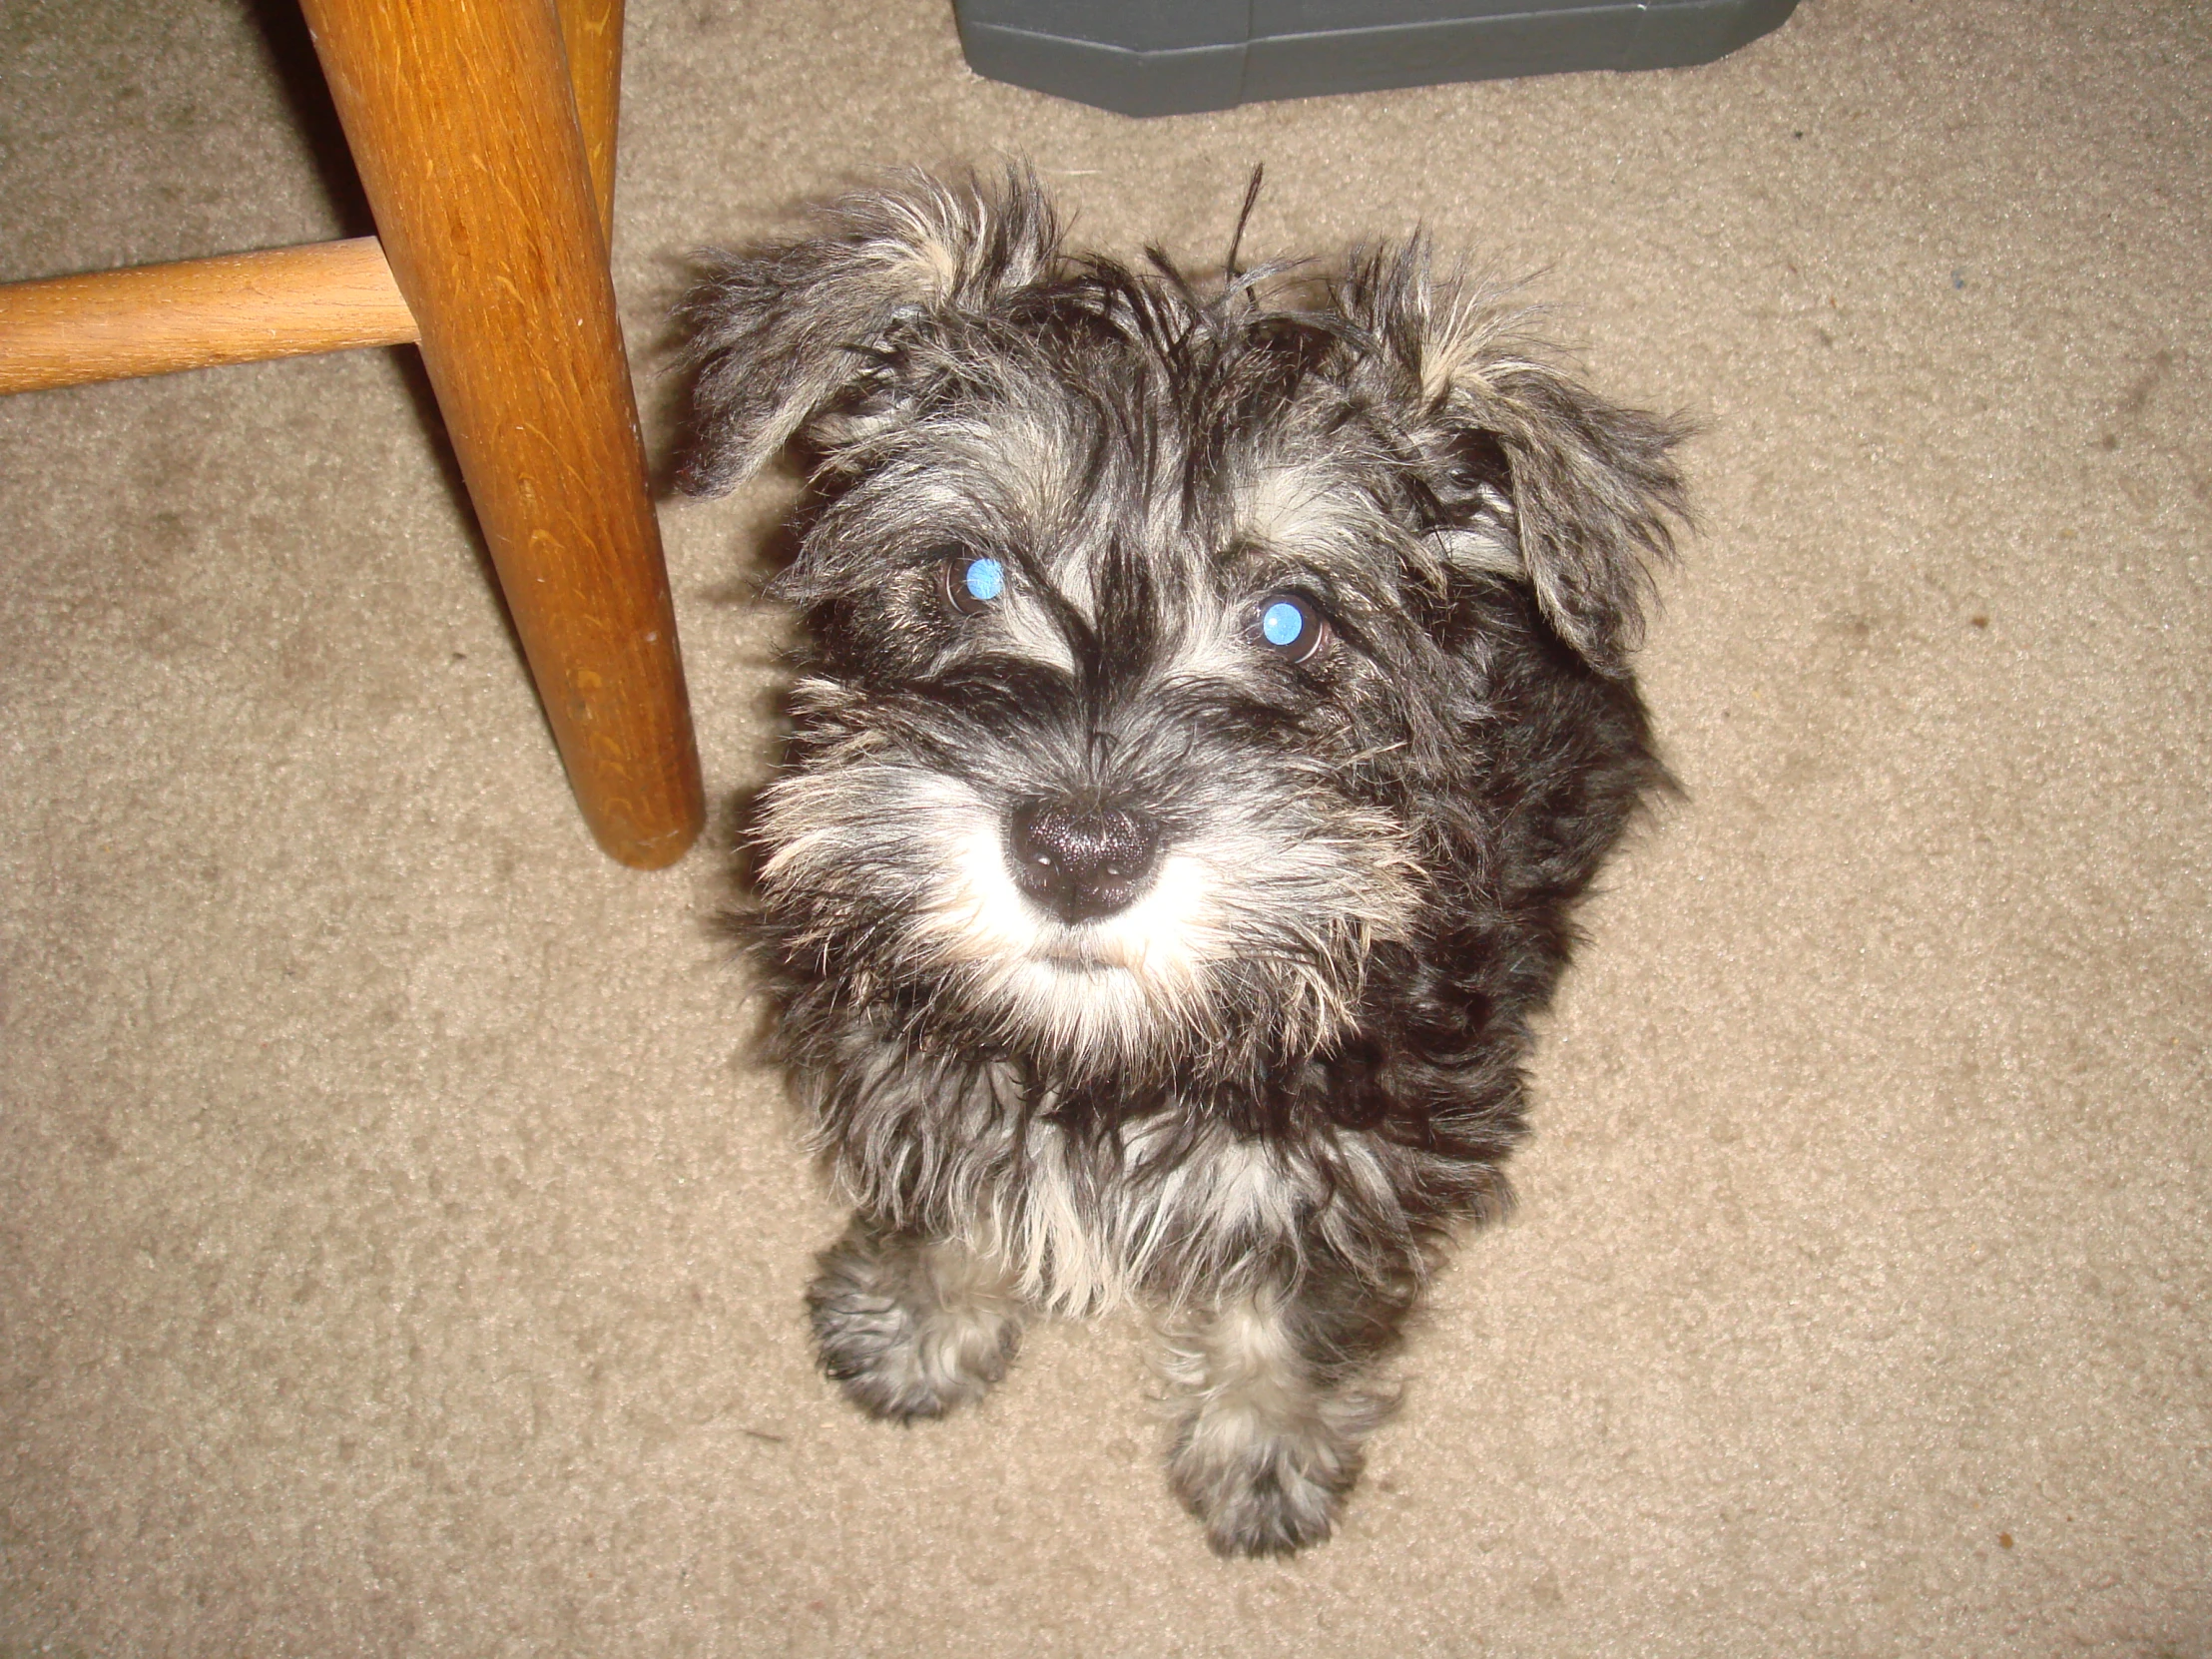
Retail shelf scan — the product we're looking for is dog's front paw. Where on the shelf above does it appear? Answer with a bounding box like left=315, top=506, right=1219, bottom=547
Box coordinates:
left=807, top=1221, right=1023, bottom=1421
left=1167, top=1403, right=1363, bottom=1557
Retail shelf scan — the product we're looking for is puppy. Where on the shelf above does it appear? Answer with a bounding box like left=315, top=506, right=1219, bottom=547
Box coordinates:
left=680, top=172, right=1688, bottom=1556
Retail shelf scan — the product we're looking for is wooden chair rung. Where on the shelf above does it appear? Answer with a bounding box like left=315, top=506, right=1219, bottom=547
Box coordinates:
left=0, top=238, right=417, bottom=396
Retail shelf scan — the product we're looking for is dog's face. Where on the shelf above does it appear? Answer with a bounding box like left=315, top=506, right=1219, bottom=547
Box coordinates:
left=683, top=176, right=1684, bottom=1093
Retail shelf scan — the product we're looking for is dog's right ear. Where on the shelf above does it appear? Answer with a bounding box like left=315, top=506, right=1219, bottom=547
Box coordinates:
left=1339, top=243, right=1693, bottom=676
left=678, top=173, right=1062, bottom=494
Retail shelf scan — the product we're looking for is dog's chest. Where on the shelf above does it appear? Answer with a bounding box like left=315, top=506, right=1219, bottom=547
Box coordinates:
left=975, top=1112, right=1309, bottom=1314
left=819, top=1051, right=1401, bottom=1316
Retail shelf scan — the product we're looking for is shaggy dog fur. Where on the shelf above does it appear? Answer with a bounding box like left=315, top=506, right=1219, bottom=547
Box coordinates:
left=680, top=172, right=1689, bottom=1556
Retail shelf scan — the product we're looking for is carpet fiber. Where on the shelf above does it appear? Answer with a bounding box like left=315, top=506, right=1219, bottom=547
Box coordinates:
left=2, top=1, right=2207, bottom=1653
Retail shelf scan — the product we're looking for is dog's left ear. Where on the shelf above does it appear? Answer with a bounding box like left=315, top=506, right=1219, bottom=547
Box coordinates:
left=1343, top=247, right=1693, bottom=675
left=679, top=172, right=1061, bottom=494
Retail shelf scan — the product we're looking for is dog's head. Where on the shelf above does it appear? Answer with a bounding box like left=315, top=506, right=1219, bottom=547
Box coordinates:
left=684, top=173, right=1686, bottom=1091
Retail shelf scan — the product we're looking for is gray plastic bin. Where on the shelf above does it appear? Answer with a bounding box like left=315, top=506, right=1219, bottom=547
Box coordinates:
left=954, top=0, right=1801, bottom=117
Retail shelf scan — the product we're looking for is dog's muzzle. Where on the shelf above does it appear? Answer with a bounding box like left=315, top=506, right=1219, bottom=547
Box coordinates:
left=1006, top=798, right=1162, bottom=924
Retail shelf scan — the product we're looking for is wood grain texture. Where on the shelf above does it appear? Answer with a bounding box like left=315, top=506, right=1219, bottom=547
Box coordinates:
left=556, top=0, right=624, bottom=243
left=301, top=0, right=702, bottom=868
left=0, top=239, right=417, bottom=395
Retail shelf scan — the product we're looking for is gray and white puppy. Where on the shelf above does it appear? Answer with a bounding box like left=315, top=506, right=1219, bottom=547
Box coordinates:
left=680, top=172, right=1688, bottom=1556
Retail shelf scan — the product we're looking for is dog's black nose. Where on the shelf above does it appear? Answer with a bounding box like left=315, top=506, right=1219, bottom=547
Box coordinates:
left=1007, top=798, right=1161, bottom=923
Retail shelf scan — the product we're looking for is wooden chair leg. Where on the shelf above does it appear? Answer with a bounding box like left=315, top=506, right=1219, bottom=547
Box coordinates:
left=300, top=0, right=703, bottom=869
left=555, top=0, right=625, bottom=244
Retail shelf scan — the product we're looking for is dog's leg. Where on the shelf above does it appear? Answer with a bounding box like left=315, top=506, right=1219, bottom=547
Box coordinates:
left=1158, top=1269, right=1409, bottom=1556
left=807, top=1215, right=1025, bottom=1421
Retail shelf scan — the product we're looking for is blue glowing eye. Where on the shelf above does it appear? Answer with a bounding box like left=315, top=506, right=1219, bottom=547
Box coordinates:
left=1261, top=600, right=1306, bottom=648
left=964, top=557, right=1004, bottom=604
left=940, top=550, right=1004, bottom=616
left=1256, top=593, right=1329, bottom=663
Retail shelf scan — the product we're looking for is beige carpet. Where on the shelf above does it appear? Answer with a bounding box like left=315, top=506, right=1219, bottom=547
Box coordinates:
left=3, top=1, right=2208, bottom=1652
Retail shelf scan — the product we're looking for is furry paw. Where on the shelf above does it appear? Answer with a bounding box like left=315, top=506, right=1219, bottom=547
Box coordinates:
left=807, top=1222, right=1022, bottom=1421
left=1167, top=1404, right=1362, bottom=1557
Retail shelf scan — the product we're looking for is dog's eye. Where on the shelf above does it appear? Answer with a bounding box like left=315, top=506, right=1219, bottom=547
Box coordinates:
left=1255, top=593, right=1328, bottom=664
left=939, top=551, right=1004, bottom=617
